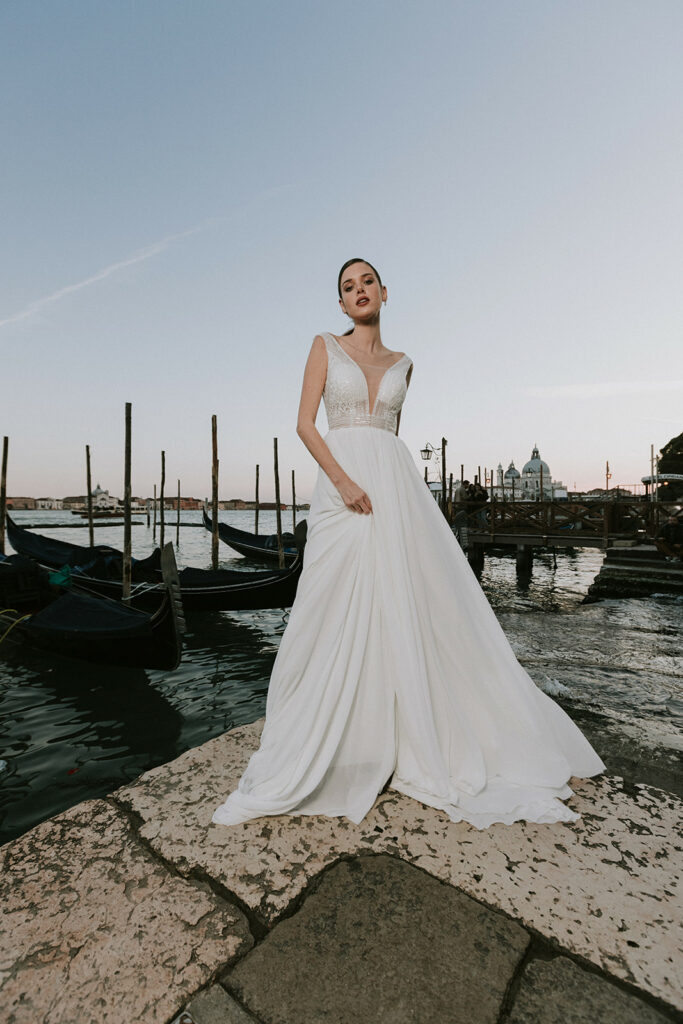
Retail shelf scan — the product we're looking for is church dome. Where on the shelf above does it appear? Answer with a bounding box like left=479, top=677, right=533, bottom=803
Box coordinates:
left=521, top=445, right=550, bottom=477
left=504, top=460, right=520, bottom=479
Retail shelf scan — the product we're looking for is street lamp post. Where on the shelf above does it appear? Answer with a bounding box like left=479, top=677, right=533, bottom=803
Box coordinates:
left=421, top=438, right=448, bottom=517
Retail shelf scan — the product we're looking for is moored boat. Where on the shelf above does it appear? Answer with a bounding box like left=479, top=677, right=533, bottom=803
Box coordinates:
left=5, top=515, right=306, bottom=611
left=202, top=509, right=302, bottom=565
left=0, top=544, right=184, bottom=670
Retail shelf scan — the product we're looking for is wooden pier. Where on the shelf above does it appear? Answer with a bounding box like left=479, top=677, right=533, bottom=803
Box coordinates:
left=447, top=498, right=682, bottom=595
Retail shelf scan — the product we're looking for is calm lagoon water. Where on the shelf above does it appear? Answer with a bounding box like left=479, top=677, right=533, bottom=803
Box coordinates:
left=1, top=509, right=681, bottom=844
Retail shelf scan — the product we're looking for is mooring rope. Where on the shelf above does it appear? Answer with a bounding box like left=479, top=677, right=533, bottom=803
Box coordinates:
left=0, top=610, right=32, bottom=645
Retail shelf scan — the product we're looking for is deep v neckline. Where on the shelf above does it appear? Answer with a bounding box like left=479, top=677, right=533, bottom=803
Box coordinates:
left=326, top=333, right=408, bottom=416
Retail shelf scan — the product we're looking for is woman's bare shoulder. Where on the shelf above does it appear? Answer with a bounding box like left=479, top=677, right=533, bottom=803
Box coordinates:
left=305, top=334, right=328, bottom=371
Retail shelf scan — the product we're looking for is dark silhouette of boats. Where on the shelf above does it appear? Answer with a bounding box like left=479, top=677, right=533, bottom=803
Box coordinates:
left=202, top=509, right=302, bottom=565
left=0, top=544, right=183, bottom=670
left=5, top=515, right=305, bottom=611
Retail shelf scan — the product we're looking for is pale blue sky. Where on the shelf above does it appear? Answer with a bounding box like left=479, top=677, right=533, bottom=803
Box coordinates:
left=2, top=0, right=681, bottom=500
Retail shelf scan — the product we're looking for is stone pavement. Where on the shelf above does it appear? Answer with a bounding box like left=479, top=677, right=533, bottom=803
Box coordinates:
left=1, top=717, right=681, bottom=1023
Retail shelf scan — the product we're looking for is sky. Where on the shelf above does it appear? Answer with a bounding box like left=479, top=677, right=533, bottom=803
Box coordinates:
left=2, top=0, right=682, bottom=501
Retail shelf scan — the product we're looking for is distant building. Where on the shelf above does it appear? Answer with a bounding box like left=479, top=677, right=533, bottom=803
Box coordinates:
left=210, top=499, right=287, bottom=510
left=157, top=496, right=203, bottom=510
left=219, top=499, right=248, bottom=509
left=493, top=445, right=568, bottom=500
left=6, top=496, right=36, bottom=509
left=35, top=497, right=63, bottom=509
left=92, top=483, right=118, bottom=509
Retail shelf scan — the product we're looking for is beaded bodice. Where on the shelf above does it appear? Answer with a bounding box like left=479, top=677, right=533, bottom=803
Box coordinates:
left=321, top=332, right=413, bottom=434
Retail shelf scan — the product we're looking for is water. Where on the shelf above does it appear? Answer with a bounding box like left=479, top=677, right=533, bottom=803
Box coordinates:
left=1, top=510, right=681, bottom=844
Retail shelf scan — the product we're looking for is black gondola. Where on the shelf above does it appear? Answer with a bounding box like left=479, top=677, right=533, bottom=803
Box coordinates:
left=0, top=544, right=184, bottom=670
left=5, top=515, right=306, bottom=611
left=202, top=509, right=303, bottom=565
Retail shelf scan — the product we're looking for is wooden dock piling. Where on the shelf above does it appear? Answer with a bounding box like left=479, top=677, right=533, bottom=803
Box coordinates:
left=211, top=415, right=219, bottom=571
left=254, top=465, right=259, bottom=535
left=0, top=436, right=8, bottom=555
left=160, top=451, right=166, bottom=549
left=122, top=404, right=132, bottom=604
left=85, top=445, right=94, bottom=547
left=291, top=470, right=297, bottom=530
left=176, top=480, right=181, bottom=547
left=273, top=437, right=284, bottom=568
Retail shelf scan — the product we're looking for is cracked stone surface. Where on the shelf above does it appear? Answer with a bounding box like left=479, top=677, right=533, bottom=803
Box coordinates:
left=225, top=854, right=530, bottom=1024
left=114, top=719, right=683, bottom=1011
left=0, top=799, right=253, bottom=1024
left=179, top=984, right=256, bottom=1023
left=506, top=956, right=672, bottom=1023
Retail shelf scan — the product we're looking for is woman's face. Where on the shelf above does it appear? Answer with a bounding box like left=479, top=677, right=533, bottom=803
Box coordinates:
left=338, top=262, right=387, bottom=321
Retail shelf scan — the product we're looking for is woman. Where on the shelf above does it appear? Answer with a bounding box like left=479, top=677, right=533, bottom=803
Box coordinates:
left=212, top=258, right=605, bottom=829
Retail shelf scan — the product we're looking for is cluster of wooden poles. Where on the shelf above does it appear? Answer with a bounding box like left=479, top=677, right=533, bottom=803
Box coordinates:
left=0, top=405, right=302, bottom=587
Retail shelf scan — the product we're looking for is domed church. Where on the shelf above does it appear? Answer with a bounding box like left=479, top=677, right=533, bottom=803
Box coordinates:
left=494, top=445, right=567, bottom=500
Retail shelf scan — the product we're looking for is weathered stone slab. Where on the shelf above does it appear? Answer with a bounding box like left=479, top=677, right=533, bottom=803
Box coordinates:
left=226, top=854, right=529, bottom=1024
left=113, top=720, right=683, bottom=1010
left=378, top=774, right=682, bottom=1011
left=0, top=799, right=253, bottom=1024
left=176, top=983, right=257, bottom=1024
left=507, top=956, right=672, bottom=1023
left=114, top=721, right=371, bottom=921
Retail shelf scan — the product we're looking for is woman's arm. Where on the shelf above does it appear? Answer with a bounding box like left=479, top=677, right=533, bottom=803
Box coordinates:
left=296, top=335, right=373, bottom=513
left=395, top=362, right=413, bottom=436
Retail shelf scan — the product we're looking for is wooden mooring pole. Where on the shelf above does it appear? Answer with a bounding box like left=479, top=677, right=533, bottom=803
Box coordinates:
left=0, top=436, right=8, bottom=555
left=211, top=415, right=219, bottom=570
left=176, top=479, right=181, bottom=547
left=153, top=484, right=157, bottom=542
left=85, top=444, right=94, bottom=547
left=254, top=464, right=259, bottom=535
left=441, top=437, right=447, bottom=516
left=273, top=437, right=284, bottom=568
left=291, top=470, right=297, bottom=530
left=160, top=450, right=166, bottom=549
left=122, top=403, right=132, bottom=604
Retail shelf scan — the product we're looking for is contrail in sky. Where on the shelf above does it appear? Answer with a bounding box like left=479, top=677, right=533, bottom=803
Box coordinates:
left=0, top=184, right=296, bottom=330
left=523, top=380, right=683, bottom=399
left=0, top=221, right=208, bottom=329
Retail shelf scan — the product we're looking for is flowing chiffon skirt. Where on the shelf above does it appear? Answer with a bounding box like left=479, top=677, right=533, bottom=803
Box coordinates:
left=212, top=425, right=605, bottom=829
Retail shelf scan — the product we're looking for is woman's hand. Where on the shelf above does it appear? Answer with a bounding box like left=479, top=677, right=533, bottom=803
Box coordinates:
left=337, top=475, right=373, bottom=514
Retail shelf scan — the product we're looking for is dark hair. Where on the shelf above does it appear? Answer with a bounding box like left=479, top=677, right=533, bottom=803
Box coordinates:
left=337, top=258, right=383, bottom=298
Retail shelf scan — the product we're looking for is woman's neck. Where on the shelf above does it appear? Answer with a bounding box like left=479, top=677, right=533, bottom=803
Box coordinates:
left=345, top=323, right=383, bottom=355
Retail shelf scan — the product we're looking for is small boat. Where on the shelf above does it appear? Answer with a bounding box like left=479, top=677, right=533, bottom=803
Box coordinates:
left=202, top=509, right=302, bottom=565
left=0, top=544, right=184, bottom=670
left=5, top=515, right=306, bottom=612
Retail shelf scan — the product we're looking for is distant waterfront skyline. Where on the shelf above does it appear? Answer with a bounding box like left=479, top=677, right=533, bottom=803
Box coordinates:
left=2, top=2, right=681, bottom=500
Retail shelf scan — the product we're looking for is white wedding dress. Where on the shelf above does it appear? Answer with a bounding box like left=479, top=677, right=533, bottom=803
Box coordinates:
left=212, top=332, right=605, bottom=829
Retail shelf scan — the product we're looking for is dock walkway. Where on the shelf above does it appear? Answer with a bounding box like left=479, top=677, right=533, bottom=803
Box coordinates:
left=1, top=720, right=681, bottom=1023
